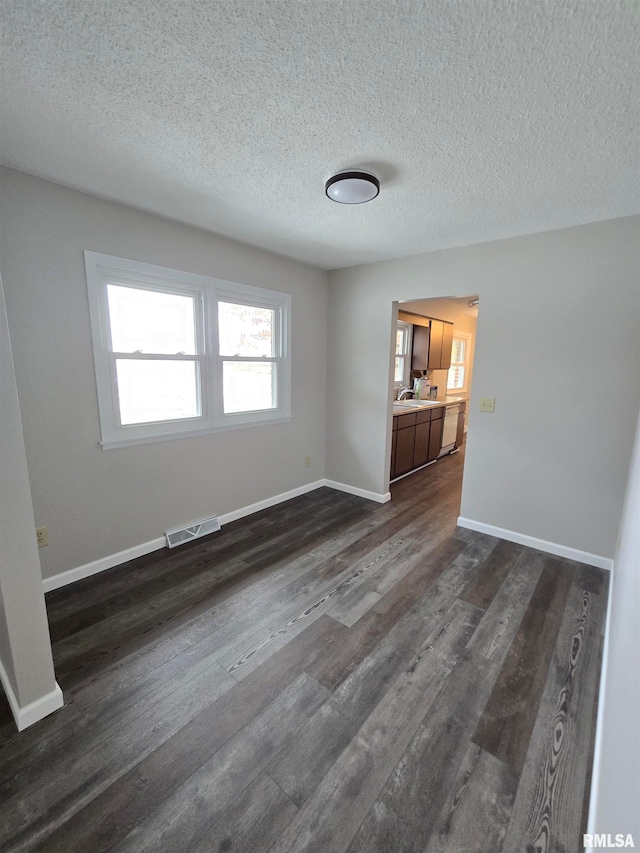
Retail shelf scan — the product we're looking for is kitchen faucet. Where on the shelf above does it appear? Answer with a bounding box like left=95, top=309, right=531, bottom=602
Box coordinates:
left=397, top=387, right=415, bottom=400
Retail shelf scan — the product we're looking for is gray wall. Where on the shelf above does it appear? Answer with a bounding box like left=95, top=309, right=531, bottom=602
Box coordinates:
left=0, top=269, right=58, bottom=706
left=0, top=168, right=329, bottom=580
left=591, top=407, right=640, bottom=840
left=327, top=216, right=640, bottom=560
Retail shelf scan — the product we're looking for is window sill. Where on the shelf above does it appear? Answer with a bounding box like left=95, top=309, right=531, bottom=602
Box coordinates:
left=99, top=415, right=293, bottom=450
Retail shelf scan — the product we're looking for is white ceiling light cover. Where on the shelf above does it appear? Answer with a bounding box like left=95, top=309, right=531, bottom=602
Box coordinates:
left=325, top=172, right=380, bottom=204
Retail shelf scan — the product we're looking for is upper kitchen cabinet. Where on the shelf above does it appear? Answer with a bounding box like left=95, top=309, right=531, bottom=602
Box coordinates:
left=410, top=323, right=430, bottom=371
left=400, top=311, right=453, bottom=370
left=440, top=321, right=453, bottom=370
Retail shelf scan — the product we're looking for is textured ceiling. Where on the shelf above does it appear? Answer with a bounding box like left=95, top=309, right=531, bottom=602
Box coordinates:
left=1, top=0, right=638, bottom=269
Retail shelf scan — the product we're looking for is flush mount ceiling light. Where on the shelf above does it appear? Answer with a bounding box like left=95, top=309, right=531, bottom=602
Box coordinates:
left=325, top=171, right=380, bottom=204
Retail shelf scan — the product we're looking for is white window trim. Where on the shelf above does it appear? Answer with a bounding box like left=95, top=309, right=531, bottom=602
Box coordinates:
left=447, top=330, right=472, bottom=394
left=84, top=251, right=292, bottom=449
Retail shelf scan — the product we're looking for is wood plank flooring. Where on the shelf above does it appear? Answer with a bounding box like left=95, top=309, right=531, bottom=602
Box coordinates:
left=0, top=449, right=608, bottom=852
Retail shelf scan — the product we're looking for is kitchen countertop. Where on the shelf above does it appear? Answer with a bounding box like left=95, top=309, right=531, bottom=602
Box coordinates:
left=392, top=400, right=446, bottom=416
left=391, top=395, right=467, bottom=416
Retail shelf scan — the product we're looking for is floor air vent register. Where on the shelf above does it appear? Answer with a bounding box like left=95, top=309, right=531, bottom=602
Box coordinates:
left=165, top=516, right=221, bottom=548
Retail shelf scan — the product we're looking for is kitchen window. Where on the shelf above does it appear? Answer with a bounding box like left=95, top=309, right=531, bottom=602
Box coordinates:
left=447, top=334, right=470, bottom=392
left=84, top=251, right=291, bottom=448
left=394, top=321, right=413, bottom=388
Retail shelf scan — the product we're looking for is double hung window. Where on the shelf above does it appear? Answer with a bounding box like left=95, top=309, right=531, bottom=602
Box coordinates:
left=217, top=298, right=279, bottom=415
left=394, top=321, right=412, bottom=388
left=447, top=335, right=470, bottom=392
left=85, top=252, right=291, bottom=448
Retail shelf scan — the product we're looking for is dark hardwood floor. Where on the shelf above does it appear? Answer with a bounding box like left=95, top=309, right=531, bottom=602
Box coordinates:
left=0, top=449, right=608, bottom=852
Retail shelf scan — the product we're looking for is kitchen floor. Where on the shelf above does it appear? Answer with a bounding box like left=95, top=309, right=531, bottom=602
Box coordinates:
left=0, top=449, right=608, bottom=852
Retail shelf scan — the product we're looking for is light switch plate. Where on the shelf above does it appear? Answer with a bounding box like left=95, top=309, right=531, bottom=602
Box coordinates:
left=479, top=398, right=496, bottom=413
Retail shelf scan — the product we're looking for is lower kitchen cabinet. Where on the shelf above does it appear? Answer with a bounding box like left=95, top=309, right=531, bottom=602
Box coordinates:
left=413, top=420, right=430, bottom=467
left=455, top=401, right=467, bottom=449
left=395, top=421, right=416, bottom=476
left=390, top=428, right=397, bottom=476
left=391, top=405, right=445, bottom=480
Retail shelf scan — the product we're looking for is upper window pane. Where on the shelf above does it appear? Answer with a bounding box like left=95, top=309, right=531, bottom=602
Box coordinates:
left=218, top=301, right=274, bottom=357
left=107, top=285, right=197, bottom=354
left=451, top=338, right=466, bottom=364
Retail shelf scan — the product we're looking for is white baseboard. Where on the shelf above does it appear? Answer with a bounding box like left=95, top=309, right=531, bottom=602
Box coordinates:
left=322, top=479, right=391, bottom=504
left=42, top=480, right=327, bottom=593
left=584, top=562, right=615, bottom=848
left=217, top=480, right=325, bottom=525
left=456, top=517, right=614, bottom=571
left=42, top=478, right=392, bottom=594
left=0, top=657, right=63, bottom=732
left=43, top=536, right=167, bottom=593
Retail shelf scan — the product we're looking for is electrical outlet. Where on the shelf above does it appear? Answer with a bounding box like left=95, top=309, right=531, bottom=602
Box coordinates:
left=479, top=397, right=496, bottom=413
left=304, top=456, right=311, bottom=468
left=36, top=526, right=48, bottom=548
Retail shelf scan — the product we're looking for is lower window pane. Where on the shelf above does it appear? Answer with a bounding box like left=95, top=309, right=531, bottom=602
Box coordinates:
left=223, top=361, right=275, bottom=413
left=447, top=365, right=464, bottom=390
left=394, top=356, right=404, bottom=382
left=116, top=360, right=200, bottom=425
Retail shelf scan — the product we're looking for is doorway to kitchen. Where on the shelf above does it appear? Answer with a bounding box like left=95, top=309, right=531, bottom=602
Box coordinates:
left=390, top=295, right=479, bottom=486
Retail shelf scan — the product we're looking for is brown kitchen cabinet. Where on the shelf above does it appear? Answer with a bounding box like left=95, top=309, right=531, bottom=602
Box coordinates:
left=406, top=315, right=454, bottom=371
left=428, top=407, right=444, bottom=462
left=455, top=401, right=467, bottom=449
left=395, top=421, right=416, bottom=477
left=391, top=405, right=446, bottom=480
left=428, top=320, right=444, bottom=368
left=428, top=319, right=453, bottom=369
left=410, top=324, right=430, bottom=372
left=440, top=321, right=453, bottom=370
left=390, top=428, right=397, bottom=477
left=412, top=412, right=431, bottom=468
